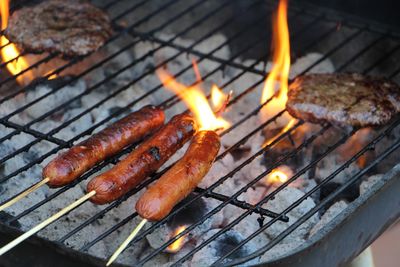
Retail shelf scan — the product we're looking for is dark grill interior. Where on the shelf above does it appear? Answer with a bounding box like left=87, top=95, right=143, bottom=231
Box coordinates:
left=1, top=0, right=400, bottom=266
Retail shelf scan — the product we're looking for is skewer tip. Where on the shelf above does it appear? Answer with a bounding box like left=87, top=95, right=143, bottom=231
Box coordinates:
left=106, top=218, right=148, bottom=266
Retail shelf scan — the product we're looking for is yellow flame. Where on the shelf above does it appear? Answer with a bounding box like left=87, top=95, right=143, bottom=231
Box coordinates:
left=166, top=225, right=187, bottom=253
left=157, top=67, right=230, bottom=131
left=267, top=170, right=288, bottom=185
left=260, top=0, right=292, bottom=125
left=0, top=0, right=34, bottom=85
left=211, top=84, right=227, bottom=111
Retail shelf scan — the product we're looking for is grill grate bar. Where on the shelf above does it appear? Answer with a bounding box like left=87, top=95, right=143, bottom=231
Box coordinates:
left=215, top=117, right=400, bottom=266
left=361, top=44, right=400, bottom=74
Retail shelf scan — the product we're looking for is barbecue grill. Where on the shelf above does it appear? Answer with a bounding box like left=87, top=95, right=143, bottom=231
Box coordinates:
left=0, top=0, right=400, bottom=266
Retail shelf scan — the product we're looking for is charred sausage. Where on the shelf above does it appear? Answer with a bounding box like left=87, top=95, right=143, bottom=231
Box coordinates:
left=136, top=130, right=220, bottom=221
left=43, top=106, right=165, bottom=187
left=87, top=114, right=197, bottom=204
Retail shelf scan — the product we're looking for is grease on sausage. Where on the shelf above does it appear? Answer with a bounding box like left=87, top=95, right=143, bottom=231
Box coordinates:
left=136, top=130, right=220, bottom=221
left=43, top=105, right=165, bottom=187
left=87, top=114, right=197, bottom=204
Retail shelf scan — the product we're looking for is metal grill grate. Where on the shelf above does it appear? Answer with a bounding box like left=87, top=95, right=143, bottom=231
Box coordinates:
left=1, top=0, right=400, bottom=266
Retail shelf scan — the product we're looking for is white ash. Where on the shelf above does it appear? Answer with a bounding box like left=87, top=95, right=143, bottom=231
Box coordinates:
left=262, top=187, right=318, bottom=241
left=309, top=201, right=348, bottom=237
left=188, top=229, right=259, bottom=267
left=22, top=79, right=87, bottom=121
left=359, top=174, right=383, bottom=195
left=289, top=52, right=335, bottom=78
left=232, top=213, right=271, bottom=252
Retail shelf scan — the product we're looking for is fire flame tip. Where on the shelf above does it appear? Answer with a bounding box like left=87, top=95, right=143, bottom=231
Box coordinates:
left=157, top=67, right=230, bottom=132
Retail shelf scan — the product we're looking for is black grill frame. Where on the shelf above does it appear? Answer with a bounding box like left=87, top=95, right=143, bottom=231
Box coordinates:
left=0, top=0, right=400, bottom=266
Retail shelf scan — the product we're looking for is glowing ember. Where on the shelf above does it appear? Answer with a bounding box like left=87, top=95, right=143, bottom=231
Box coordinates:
left=166, top=225, right=187, bottom=253
left=260, top=0, right=293, bottom=127
left=265, top=165, right=292, bottom=186
left=0, top=0, right=34, bottom=85
left=157, top=66, right=230, bottom=132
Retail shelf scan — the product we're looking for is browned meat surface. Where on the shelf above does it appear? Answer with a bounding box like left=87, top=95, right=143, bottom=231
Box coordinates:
left=286, top=73, right=400, bottom=127
left=87, top=114, right=197, bottom=205
left=136, top=130, right=220, bottom=221
left=5, top=0, right=112, bottom=57
left=44, top=106, right=165, bottom=187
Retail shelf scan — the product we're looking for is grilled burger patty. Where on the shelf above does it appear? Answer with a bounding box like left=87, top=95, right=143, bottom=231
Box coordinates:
left=5, top=0, right=113, bottom=57
left=286, top=73, right=400, bottom=127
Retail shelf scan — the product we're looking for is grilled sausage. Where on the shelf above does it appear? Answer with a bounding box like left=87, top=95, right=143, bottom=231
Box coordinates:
left=136, top=130, right=220, bottom=221
left=87, top=114, right=197, bottom=204
left=43, top=106, right=165, bottom=188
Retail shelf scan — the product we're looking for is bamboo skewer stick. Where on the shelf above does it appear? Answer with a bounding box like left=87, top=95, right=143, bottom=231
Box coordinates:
left=0, top=178, right=50, bottom=212
left=106, top=218, right=148, bottom=266
left=0, top=190, right=96, bottom=256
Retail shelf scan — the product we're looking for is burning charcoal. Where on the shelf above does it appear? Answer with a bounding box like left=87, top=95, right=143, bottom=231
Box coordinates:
left=262, top=187, right=318, bottom=241
left=359, top=174, right=383, bottom=195
left=190, top=229, right=259, bottom=267
left=0, top=211, right=21, bottom=228
left=309, top=201, right=348, bottom=237
left=24, top=77, right=86, bottom=120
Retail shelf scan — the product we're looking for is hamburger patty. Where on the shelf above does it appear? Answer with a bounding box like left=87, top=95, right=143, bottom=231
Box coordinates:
left=286, top=73, right=400, bottom=127
left=5, top=0, right=113, bottom=57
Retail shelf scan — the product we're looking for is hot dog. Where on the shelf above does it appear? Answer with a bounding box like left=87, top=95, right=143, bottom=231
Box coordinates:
left=43, top=105, right=165, bottom=188
left=136, top=130, right=220, bottom=221
left=87, top=114, right=197, bottom=204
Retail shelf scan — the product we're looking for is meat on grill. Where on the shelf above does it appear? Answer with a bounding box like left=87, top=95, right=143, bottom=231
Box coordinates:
left=43, top=105, right=165, bottom=187
left=5, top=0, right=113, bottom=57
left=286, top=73, right=400, bottom=127
left=136, top=130, right=220, bottom=221
left=87, top=114, right=197, bottom=205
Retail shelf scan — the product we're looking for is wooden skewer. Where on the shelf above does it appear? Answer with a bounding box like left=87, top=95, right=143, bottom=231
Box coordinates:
left=106, top=218, right=148, bottom=266
left=0, top=190, right=96, bottom=256
left=0, top=177, right=50, bottom=212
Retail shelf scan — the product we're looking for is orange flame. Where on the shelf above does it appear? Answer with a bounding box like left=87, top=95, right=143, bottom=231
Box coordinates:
left=0, top=0, right=34, bottom=85
left=157, top=66, right=230, bottom=132
left=166, top=225, right=187, bottom=253
left=260, top=0, right=292, bottom=126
